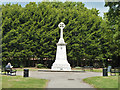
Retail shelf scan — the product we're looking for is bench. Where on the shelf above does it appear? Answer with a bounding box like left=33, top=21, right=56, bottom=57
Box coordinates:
left=2, top=68, right=17, bottom=76
left=83, top=66, right=93, bottom=71
left=110, top=67, right=120, bottom=76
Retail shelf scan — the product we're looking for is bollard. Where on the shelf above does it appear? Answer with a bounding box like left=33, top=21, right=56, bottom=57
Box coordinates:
left=103, top=68, right=108, bottom=76
left=24, top=69, right=29, bottom=77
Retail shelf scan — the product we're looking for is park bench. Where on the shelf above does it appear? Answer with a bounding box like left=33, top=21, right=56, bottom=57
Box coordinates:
left=110, top=67, right=120, bottom=76
left=83, top=66, right=93, bottom=72
left=2, top=68, right=17, bottom=76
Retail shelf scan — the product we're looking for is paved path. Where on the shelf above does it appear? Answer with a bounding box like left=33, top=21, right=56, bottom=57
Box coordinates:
left=17, top=71, right=102, bottom=88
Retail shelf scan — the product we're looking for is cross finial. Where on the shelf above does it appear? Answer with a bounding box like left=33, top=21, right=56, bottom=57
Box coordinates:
left=58, top=22, right=65, bottom=39
left=58, top=22, right=65, bottom=29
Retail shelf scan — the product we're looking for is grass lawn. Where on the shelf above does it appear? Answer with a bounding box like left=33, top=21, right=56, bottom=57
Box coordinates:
left=2, top=75, right=48, bottom=88
left=83, top=76, right=119, bottom=88
left=14, top=67, right=48, bottom=71
left=15, top=67, right=103, bottom=72
left=72, top=68, right=103, bottom=72
left=91, top=69, right=102, bottom=72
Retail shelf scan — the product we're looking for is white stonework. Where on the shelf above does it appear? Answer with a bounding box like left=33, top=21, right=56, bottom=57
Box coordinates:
left=51, top=22, right=71, bottom=71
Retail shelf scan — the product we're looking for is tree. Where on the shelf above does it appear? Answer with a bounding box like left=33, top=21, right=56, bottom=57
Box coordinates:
left=104, top=1, right=120, bottom=67
left=2, top=2, right=108, bottom=67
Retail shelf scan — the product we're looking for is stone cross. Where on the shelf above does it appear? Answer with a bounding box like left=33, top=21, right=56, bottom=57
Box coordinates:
left=58, top=22, right=65, bottom=38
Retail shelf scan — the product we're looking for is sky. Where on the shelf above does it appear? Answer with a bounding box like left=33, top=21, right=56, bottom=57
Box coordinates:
left=1, top=0, right=109, bottom=18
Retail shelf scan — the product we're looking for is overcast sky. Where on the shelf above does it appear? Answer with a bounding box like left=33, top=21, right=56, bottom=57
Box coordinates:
left=1, top=0, right=109, bottom=18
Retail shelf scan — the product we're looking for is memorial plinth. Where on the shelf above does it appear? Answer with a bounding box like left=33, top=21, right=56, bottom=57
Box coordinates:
left=51, top=22, right=71, bottom=71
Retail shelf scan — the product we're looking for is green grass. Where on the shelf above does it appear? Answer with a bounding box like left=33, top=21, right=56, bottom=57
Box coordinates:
left=83, top=76, right=118, bottom=88
left=84, top=69, right=102, bottom=72
left=15, top=68, right=38, bottom=71
left=14, top=67, right=48, bottom=71
left=16, top=67, right=103, bottom=72
left=91, top=69, right=102, bottom=72
left=0, top=75, right=2, bottom=90
left=2, top=75, right=48, bottom=88
left=72, top=68, right=103, bottom=72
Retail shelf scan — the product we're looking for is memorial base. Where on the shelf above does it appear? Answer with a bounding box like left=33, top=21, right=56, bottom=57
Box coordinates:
left=51, top=63, right=71, bottom=71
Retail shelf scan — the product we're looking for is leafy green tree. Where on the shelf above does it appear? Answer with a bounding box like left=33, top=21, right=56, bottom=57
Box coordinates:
left=104, top=1, right=120, bottom=66
left=2, top=2, right=111, bottom=67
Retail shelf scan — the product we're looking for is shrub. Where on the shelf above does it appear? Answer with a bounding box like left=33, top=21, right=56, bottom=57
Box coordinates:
left=75, top=66, right=82, bottom=69
left=36, top=64, right=44, bottom=68
left=93, top=63, right=100, bottom=68
left=13, top=64, right=19, bottom=68
left=20, top=65, right=24, bottom=68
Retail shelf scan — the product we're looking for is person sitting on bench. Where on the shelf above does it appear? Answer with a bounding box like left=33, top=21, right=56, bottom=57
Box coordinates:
left=5, top=63, right=13, bottom=75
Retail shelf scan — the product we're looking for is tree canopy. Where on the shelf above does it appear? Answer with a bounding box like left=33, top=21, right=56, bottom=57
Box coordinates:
left=104, top=1, right=120, bottom=66
left=2, top=2, right=119, bottom=67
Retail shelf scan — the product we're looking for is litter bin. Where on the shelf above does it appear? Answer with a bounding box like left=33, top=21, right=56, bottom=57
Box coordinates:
left=24, top=69, right=29, bottom=77
left=103, top=68, right=108, bottom=76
